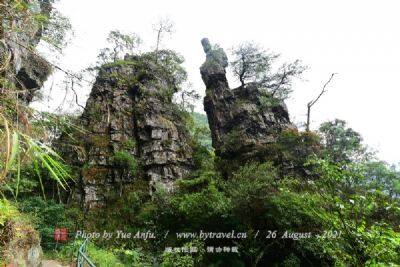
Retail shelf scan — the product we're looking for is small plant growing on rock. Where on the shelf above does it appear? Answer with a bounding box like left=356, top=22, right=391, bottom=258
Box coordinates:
left=112, top=150, right=137, bottom=174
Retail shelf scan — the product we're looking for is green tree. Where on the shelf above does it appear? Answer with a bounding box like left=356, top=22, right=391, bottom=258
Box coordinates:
left=364, top=161, right=400, bottom=198
left=230, top=42, right=306, bottom=100
left=98, top=30, right=142, bottom=63
left=152, top=17, right=174, bottom=63
left=318, top=119, right=368, bottom=163
left=150, top=49, right=187, bottom=90
left=308, top=157, right=400, bottom=265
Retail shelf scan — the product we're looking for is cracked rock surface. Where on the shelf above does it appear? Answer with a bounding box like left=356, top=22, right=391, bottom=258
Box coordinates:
left=77, top=55, right=194, bottom=209
left=200, top=38, right=296, bottom=163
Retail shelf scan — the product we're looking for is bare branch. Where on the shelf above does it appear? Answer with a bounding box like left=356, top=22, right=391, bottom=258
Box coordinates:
left=308, top=73, right=337, bottom=108
left=306, top=73, right=337, bottom=131
left=8, top=38, right=93, bottom=84
left=70, top=78, right=85, bottom=110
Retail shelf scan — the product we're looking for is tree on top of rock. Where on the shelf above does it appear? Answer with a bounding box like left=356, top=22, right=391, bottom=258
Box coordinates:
left=152, top=17, right=174, bottom=63
left=97, top=30, right=142, bottom=63
left=230, top=42, right=306, bottom=100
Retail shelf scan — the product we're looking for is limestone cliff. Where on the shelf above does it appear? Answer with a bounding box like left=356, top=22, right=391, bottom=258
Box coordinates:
left=77, top=54, right=194, bottom=209
left=200, top=38, right=296, bottom=165
left=0, top=2, right=52, bottom=265
left=0, top=0, right=52, bottom=103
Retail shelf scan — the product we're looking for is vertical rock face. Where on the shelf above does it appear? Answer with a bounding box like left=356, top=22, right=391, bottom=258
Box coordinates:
left=79, top=55, right=194, bottom=209
left=0, top=2, right=51, bottom=265
left=200, top=38, right=296, bottom=163
left=0, top=0, right=52, bottom=103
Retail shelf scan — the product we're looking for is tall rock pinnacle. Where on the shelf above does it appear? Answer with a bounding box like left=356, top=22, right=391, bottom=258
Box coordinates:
left=70, top=55, right=194, bottom=209
left=200, top=38, right=296, bottom=171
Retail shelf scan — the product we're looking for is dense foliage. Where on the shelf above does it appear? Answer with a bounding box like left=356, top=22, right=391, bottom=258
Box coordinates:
left=230, top=42, right=306, bottom=100
left=134, top=121, right=400, bottom=266
left=40, top=115, right=398, bottom=266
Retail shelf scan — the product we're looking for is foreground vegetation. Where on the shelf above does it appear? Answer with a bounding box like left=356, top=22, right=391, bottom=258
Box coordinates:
left=2, top=111, right=400, bottom=266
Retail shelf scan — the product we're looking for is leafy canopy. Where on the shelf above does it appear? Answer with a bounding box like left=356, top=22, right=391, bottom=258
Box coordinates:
left=230, top=42, right=306, bottom=100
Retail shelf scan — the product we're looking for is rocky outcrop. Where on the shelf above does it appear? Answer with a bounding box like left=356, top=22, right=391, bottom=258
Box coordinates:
left=0, top=2, right=52, bottom=265
left=200, top=38, right=295, bottom=164
left=0, top=0, right=52, bottom=103
left=1, top=218, right=43, bottom=267
left=77, top=54, right=194, bottom=209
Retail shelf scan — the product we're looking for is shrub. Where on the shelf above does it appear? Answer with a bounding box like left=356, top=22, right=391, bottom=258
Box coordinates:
left=56, top=240, right=126, bottom=266
left=0, top=200, right=18, bottom=227
left=17, top=197, right=78, bottom=250
left=112, top=150, right=137, bottom=174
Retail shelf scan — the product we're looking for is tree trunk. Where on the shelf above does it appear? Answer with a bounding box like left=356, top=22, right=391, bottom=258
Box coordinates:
left=306, top=103, right=311, bottom=131
left=155, top=28, right=161, bottom=63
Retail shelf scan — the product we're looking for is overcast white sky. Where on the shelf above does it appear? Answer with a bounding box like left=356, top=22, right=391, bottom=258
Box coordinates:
left=33, top=0, right=400, bottom=164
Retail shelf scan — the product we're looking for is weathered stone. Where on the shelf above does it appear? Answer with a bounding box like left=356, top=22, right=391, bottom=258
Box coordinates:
left=0, top=0, right=52, bottom=103
left=77, top=55, right=194, bottom=209
left=200, top=38, right=296, bottom=165
left=2, top=220, right=43, bottom=267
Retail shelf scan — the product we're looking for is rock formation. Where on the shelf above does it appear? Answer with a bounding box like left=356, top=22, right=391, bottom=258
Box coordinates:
left=0, top=0, right=52, bottom=103
left=1, top=219, right=43, bottom=267
left=200, top=38, right=296, bottom=164
left=0, top=2, right=52, bottom=264
left=77, top=54, right=194, bottom=209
